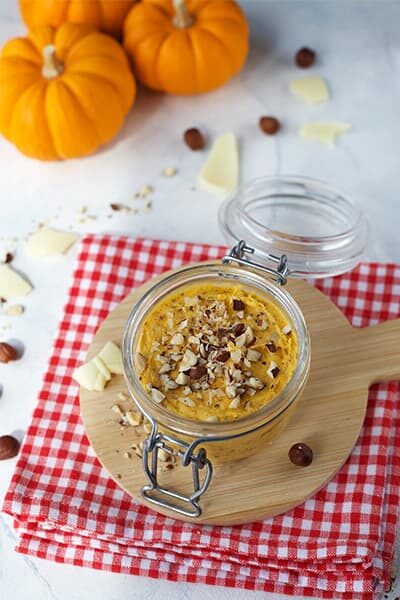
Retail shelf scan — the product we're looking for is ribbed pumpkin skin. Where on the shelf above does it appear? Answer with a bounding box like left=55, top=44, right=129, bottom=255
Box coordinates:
left=0, top=23, right=136, bottom=161
left=20, top=0, right=136, bottom=38
left=123, top=0, right=249, bottom=95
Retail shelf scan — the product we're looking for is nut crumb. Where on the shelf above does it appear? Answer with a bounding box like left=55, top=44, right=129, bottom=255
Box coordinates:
left=140, top=184, right=153, bottom=197
left=111, top=404, right=124, bottom=417
left=162, top=166, right=177, bottom=177
left=5, top=304, right=24, bottom=316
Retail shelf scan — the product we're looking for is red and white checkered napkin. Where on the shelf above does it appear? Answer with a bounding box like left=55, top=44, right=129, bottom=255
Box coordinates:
left=3, top=235, right=400, bottom=600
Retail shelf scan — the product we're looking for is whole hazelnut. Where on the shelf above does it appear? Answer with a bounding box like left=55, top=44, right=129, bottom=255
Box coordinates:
left=183, top=128, right=205, bottom=151
left=289, top=442, right=314, bottom=467
left=295, top=47, right=316, bottom=68
left=0, top=342, right=18, bottom=363
left=259, top=116, right=281, bottom=136
left=0, top=435, right=20, bottom=460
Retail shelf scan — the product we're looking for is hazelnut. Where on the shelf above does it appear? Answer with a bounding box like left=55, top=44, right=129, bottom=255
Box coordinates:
left=295, top=47, right=316, bottom=68
left=0, top=342, right=18, bottom=363
left=259, top=116, right=281, bottom=135
left=0, top=435, right=20, bottom=460
left=289, top=442, right=313, bottom=467
left=183, top=128, right=205, bottom=151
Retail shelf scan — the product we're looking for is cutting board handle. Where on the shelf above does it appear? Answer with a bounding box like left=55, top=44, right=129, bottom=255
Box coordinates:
left=355, top=318, right=400, bottom=384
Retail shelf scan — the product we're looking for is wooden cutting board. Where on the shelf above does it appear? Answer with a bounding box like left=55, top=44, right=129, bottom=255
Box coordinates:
left=80, top=266, right=400, bottom=525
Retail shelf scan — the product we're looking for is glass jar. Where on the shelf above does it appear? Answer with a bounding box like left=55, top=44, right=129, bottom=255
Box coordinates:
left=122, top=175, right=368, bottom=518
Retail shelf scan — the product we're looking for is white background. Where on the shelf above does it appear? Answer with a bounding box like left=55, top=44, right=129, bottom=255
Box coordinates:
left=1, top=1, right=399, bottom=599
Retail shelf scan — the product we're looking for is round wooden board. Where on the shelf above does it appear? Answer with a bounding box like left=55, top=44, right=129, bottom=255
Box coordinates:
left=80, top=265, right=400, bottom=525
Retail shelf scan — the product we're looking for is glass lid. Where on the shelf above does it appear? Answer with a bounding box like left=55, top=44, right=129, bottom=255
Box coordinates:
left=219, top=175, right=369, bottom=279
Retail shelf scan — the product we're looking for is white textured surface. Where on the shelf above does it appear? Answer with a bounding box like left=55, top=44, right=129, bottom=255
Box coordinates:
left=1, top=1, right=399, bottom=599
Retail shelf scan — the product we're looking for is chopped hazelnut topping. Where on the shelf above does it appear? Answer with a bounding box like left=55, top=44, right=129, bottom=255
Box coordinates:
left=170, top=333, right=184, bottom=345
left=247, top=349, right=261, bottom=362
left=230, top=349, right=242, bottom=363
left=188, top=365, right=207, bottom=379
left=151, top=387, right=165, bottom=403
left=236, top=332, right=247, bottom=347
left=247, top=377, right=264, bottom=390
left=232, top=323, right=246, bottom=337
left=282, top=324, right=292, bottom=335
left=233, top=299, right=245, bottom=311
left=266, top=342, right=277, bottom=353
left=267, top=361, right=280, bottom=379
left=216, top=350, right=230, bottom=363
left=229, top=397, right=241, bottom=409
left=226, top=385, right=237, bottom=399
left=175, top=372, right=189, bottom=385
left=179, top=349, right=198, bottom=371
left=178, top=396, right=196, bottom=408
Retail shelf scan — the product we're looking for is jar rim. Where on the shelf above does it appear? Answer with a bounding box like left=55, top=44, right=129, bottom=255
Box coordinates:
left=219, top=175, right=368, bottom=278
left=122, top=262, right=311, bottom=441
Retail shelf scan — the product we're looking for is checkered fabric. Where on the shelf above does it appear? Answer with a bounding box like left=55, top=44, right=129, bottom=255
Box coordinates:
left=3, top=235, right=400, bottom=600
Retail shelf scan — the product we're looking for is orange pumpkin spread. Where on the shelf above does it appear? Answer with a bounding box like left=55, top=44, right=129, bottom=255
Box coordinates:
left=137, top=283, right=298, bottom=422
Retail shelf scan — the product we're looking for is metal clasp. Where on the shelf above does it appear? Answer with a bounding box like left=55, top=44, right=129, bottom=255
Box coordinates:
left=141, top=421, right=213, bottom=518
left=222, top=240, right=289, bottom=286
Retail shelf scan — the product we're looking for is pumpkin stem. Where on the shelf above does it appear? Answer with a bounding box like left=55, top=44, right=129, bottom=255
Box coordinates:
left=42, top=45, right=64, bottom=79
left=172, top=0, right=194, bottom=28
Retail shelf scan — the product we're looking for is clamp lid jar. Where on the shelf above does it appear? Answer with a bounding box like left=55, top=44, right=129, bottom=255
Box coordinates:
left=219, top=175, right=368, bottom=278
left=122, top=174, right=368, bottom=518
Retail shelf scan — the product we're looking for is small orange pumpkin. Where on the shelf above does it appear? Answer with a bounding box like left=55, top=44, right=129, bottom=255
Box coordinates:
left=0, top=23, right=136, bottom=160
left=123, top=0, right=249, bottom=95
left=20, top=0, right=136, bottom=38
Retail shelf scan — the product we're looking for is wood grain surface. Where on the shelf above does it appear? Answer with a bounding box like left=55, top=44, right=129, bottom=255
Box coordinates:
left=80, top=267, right=400, bottom=525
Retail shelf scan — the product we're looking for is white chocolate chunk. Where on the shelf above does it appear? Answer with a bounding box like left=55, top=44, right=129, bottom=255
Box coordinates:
left=198, top=132, right=239, bottom=197
left=290, top=76, right=329, bottom=104
left=98, top=341, right=123, bottom=375
left=92, top=356, right=111, bottom=381
left=0, top=264, right=32, bottom=300
left=73, top=360, right=108, bottom=392
left=299, top=122, right=351, bottom=145
left=26, top=228, right=78, bottom=257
